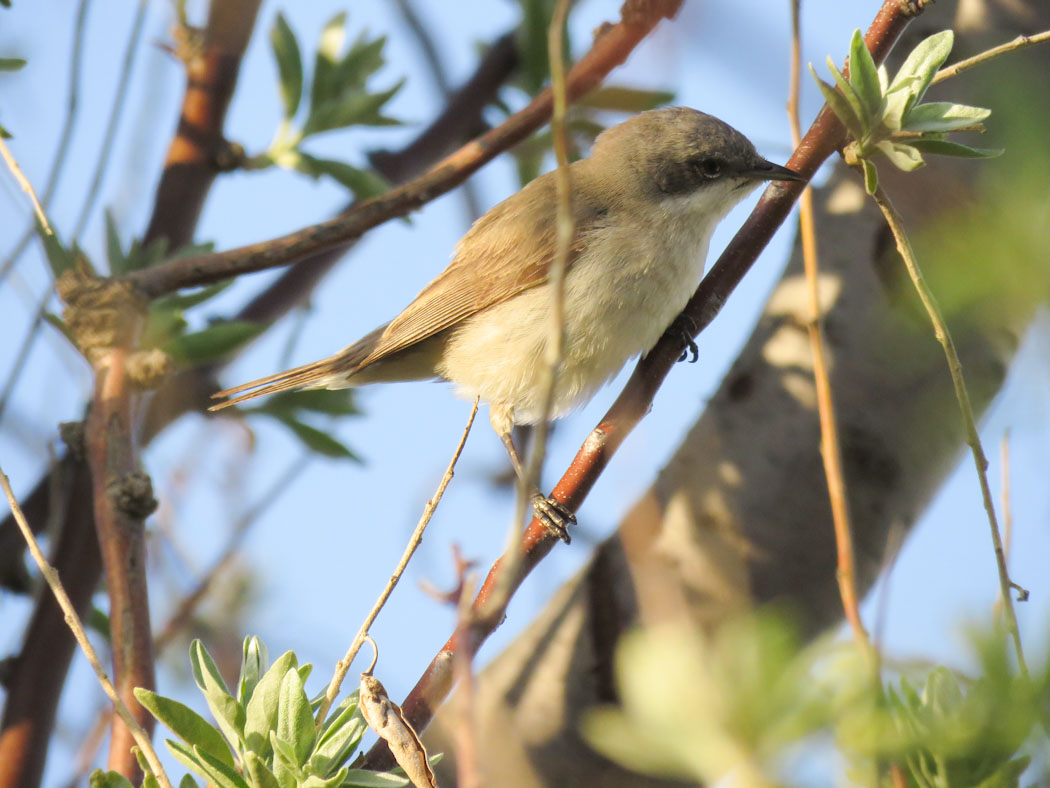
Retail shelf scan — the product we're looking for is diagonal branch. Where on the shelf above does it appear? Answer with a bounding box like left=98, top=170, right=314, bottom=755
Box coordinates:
left=127, top=0, right=684, bottom=299
left=360, top=0, right=920, bottom=769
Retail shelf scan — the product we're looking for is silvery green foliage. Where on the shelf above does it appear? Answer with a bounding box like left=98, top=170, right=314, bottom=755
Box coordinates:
left=262, top=12, right=398, bottom=201
left=811, top=30, right=1002, bottom=193
left=105, top=636, right=413, bottom=788
left=582, top=614, right=1047, bottom=787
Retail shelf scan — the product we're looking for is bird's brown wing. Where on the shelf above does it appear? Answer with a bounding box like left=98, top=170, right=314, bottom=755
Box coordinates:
left=211, top=169, right=605, bottom=410
left=360, top=170, right=605, bottom=366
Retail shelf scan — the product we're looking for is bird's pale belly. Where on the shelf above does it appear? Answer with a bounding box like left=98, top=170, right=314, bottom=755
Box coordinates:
left=437, top=226, right=711, bottom=424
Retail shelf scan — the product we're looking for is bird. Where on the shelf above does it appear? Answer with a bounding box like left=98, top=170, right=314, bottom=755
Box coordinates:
left=211, top=107, right=804, bottom=542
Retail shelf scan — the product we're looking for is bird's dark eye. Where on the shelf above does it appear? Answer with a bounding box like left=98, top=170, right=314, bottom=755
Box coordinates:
left=693, top=158, right=722, bottom=179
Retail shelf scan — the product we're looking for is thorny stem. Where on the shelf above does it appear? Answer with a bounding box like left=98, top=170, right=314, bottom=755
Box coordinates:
left=0, top=465, right=174, bottom=788
left=315, top=399, right=479, bottom=729
left=787, top=0, right=871, bottom=657
left=869, top=184, right=1027, bottom=676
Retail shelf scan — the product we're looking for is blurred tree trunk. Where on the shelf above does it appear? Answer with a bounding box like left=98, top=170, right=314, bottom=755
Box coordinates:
left=427, top=1, right=1050, bottom=784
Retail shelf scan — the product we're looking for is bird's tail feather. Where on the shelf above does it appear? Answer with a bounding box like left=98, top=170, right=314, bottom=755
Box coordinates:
left=210, top=325, right=386, bottom=411
left=209, top=357, right=344, bottom=410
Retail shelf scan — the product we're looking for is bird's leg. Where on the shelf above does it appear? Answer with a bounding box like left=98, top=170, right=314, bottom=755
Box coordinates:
left=490, top=404, right=575, bottom=544
left=672, top=313, right=700, bottom=363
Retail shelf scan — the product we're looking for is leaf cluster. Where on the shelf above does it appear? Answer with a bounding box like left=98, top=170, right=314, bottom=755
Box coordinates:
left=90, top=637, right=413, bottom=788
left=583, top=613, right=1049, bottom=787
left=811, top=30, right=1002, bottom=194
left=258, top=12, right=399, bottom=201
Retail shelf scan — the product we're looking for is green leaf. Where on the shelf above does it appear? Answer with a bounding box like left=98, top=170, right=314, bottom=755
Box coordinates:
left=861, top=158, right=878, bottom=195
left=875, top=140, right=925, bottom=172
left=810, top=64, right=865, bottom=141
left=121, top=235, right=172, bottom=274
left=179, top=776, right=199, bottom=788
left=258, top=388, right=358, bottom=417
left=578, top=86, right=675, bottom=113
left=243, top=751, right=282, bottom=788
left=40, top=227, right=75, bottom=277
left=189, top=640, right=246, bottom=753
left=245, top=650, right=298, bottom=757
left=104, top=210, right=127, bottom=275
left=238, top=635, right=269, bottom=707
left=0, top=121, right=11, bottom=138
left=888, top=30, right=954, bottom=108
left=902, top=101, right=990, bottom=133
left=0, top=57, right=25, bottom=71
left=847, top=29, right=882, bottom=123
left=907, top=137, right=1003, bottom=158
left=270, top=730, right=304, bottom=785
left=275, top=415, right=359, bottom=461
left=271, top=13, right=303, bottom=118
left=311, top=12, right=347, bottom=111
left=302, top=767, right=350, bottom=788
left=517, top=0, right=554, bottom=93
left=310, top=693, right=366, bottom=777
left=335, top=33, right=387, bottom=91
left=44, top=312, right=75, bottom=345
left=295, top=153, right=389, bottom=200
left=164, top=320, right=267, bottom=365
left=154, top=280, right=233, bottom=313
left=302, top=79, right=403, bottom=136
left=192, top=746, right=252, bottom=788
left=88, top=770, right=135, bottom=788
left=134, top=688, right=235, bottom=768
left=341, top=770, right=411, bottom=788
left=277, top=667, right=315, bottom=766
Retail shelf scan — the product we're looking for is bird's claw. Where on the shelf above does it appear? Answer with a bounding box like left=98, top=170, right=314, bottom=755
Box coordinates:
left=531, top=493, right=575, bottom=544
left=672, top=314, right=699, bottom=363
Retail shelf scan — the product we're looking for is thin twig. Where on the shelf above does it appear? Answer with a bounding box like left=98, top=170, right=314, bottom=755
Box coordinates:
left=869, top=183, right=1027, bottom=675
left=503, top=0, right=575, bottom=597
left=71, top=0, right=147, bottom=241
left=0, top=464, right=174, bottom=788
left=0, top=137, right=53, bottom=236
left=787, top=0, right=871, bottom=656
left=0, top=0, right=91, bottom=284
left=315, top=398, right=479, bottom=729
left=932, top=30, right=1050, bottom=85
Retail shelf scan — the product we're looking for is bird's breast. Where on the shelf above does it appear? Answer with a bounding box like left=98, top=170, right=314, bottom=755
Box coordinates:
left=438, top=214, right=716, bottom=424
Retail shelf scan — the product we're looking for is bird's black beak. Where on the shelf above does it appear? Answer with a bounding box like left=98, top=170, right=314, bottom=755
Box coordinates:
left=746, top=158, right=807, bottom=183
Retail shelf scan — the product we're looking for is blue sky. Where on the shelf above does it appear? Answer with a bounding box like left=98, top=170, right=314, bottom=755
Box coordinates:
left=1, top=1, right=1048, bottom=784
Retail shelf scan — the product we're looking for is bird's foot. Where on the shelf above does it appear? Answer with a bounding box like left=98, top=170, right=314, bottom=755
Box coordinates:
left=672, top=313, right=700, bottom=363
left=530, top=492, right=576, bottom=544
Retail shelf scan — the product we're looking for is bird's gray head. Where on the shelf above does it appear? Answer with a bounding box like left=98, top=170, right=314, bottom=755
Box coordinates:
left=591, top=107, right=803, bottom=206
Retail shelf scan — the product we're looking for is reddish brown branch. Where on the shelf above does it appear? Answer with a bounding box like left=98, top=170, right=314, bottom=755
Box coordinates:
left=360, top=0, right=920, bottom=769
left=84, top=348, right=157, bottom=778
left=127, top=0, right=684, bottom=299
left=143, top=0, right=264, bottom=248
